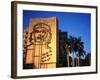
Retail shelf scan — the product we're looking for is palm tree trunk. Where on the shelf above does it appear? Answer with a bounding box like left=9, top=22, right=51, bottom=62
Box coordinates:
left=67, top=51, right=69, bottom=67
left=72, top=52, right=75, bottom=67
left=77, top=51, right=80, bottom=66
left=78, top=56, right=80, bottom=66
left=75, top=56, right=77, bottom=66
left=66, top=48, right=69, bottom=67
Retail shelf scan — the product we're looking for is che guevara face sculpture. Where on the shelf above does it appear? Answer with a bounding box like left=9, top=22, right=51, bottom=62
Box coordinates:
left=29, top=23, right=52, bottom=64
left=30, top=23, right=52, bottom=45
left=34, top=26, right=47, bottom=43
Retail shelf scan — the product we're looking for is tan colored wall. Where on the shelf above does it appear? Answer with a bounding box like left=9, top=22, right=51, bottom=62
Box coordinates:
left=23, top=17, right=57, bottom=68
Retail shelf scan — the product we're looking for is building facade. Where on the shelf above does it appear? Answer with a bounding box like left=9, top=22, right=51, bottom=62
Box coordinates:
left=23, top=17, right=57, bottom=69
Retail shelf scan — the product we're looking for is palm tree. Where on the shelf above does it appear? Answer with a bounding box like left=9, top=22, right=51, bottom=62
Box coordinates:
left=65, top=43, right=70, bottom=67
left=68, top=36, right=76, bottom=67
left=59, top=30, right=86, bottom=67
left=75, top=37, right=85, bottom=66
left=68, top=36, right=85, bottom=67
left=73, top=37, right=79, bottom=66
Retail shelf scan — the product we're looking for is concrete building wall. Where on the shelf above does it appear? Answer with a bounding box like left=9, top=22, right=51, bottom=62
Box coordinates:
left=23, top=17, right=57, bottom=69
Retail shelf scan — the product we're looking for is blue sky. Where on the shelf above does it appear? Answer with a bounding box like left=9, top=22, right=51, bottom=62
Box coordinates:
left=23, top=10, right=91, bottom=53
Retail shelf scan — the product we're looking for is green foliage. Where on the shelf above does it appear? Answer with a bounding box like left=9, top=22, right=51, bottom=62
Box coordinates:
left=58, top=30, right=90, bottom=67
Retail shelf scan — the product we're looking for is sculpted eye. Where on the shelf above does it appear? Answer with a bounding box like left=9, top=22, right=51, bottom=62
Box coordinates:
left=42, top=31, right=45, bottom=33
left=35, top=30, right=39, bottom=33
